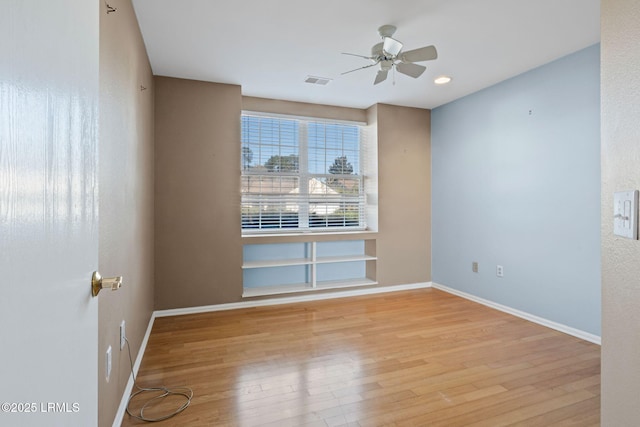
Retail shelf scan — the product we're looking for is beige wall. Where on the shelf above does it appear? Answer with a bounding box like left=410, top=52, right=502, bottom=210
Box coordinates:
left=243, top=96, right=367, bottom=123
left=155, top=87, right=431, bottom=309
left=154, top=77, right=243, bottom=309
left=375, top=104, right=431, bottom=286
left=601, top=0, right=640, bottom=424
left=98, top=0, right=155, bottom=426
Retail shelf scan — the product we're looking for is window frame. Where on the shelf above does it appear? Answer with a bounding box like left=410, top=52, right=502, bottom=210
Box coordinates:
left=241, top=111, right=367, bottom=235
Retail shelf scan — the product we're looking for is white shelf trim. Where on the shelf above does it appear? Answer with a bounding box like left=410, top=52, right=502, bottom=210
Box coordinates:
left=243, top=278, right=377, bottom=298
left=316, top=278, right=377, bottom=287
left=241, top=254, right=375, bottom=269
left=242, top=257, right=312, bottom=268
left=315, top=254, right=377, bottom=264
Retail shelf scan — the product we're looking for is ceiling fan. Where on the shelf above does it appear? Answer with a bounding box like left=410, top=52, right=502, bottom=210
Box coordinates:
left=342, top=25, right=438, bottom=85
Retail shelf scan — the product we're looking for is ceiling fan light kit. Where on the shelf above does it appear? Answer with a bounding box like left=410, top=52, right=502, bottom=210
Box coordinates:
left=342, top=24, right=438, bottom=85
left=382, top=36, right=403, bottom=57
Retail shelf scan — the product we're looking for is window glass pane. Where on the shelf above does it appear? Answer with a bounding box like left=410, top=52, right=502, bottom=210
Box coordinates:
left=242, top=206, right=299, bottom=230
left=307, top=122, right=360, bottom=175
left=309, top=201, right=361, bottom=228
left=322, top=176, right=361, bottom=196
left=242, top=176, right=299, bottom=195
left=242, top=116, right=299, bottom=172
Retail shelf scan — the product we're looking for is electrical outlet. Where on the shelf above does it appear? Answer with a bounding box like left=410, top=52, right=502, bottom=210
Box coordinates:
left=472, top=262, right=479, bottom=273
left=120, top=320, right=126, bottom=350
left=496, top=265, right=504, bottom=277
left=106, top=345, right=112, bottom=382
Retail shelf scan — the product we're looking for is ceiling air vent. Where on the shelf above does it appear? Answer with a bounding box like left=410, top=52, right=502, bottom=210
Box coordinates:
left=305, top=76, right=332, bottom=85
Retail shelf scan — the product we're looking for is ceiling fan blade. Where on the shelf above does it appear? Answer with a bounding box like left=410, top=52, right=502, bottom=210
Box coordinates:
left=341, top=62, right=379, bottom=75
left=341, top=52, right=375, bottom=60
left=400, top=45, right=438, bottom=63
left=382, top=36, right=403, bottom=57
left=396, top=62, right=427, bottom=78
left=374, top=69, right=388, bottom=85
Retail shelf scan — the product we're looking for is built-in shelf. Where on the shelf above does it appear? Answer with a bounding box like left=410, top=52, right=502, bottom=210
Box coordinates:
left=242, top=238, right=377, bottom=298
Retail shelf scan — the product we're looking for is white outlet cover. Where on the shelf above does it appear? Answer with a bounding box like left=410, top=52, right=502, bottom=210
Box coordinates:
left=120, top=320, right=126, bottom=350
left=614, top=190, right=638, bottom=239
left=106, top=345, right=112, bottom=382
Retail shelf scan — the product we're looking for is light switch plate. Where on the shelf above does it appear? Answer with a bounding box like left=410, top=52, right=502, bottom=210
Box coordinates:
left=614, top=190, right=638, bottom=239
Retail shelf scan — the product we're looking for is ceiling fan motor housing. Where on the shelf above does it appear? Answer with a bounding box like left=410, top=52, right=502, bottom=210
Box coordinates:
left=380, top=60, right=393, bottom=71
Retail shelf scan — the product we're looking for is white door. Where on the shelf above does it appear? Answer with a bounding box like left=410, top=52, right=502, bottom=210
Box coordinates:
left=1, top=1, right=99, bottom=426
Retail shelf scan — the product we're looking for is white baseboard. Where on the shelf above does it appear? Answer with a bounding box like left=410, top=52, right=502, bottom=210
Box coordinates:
left=112, top=313, right=156, bottom=427
left=432, top=282, right=601, bottom=345
left=154, top=282, right=432, bottom=318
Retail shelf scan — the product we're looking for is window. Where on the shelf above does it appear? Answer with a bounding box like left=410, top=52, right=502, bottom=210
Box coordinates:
left=241, top=113, right=366, bottom=233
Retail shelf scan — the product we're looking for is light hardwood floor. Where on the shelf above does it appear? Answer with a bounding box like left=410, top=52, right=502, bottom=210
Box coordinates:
left=120, top=289, right=600, bottom=426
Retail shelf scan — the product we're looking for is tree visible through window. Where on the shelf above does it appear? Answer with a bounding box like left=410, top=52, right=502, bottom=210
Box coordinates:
left=241, top=114, right=365, bottom=232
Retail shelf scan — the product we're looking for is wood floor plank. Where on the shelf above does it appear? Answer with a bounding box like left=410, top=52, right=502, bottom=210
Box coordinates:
left=119, top=289, right=600, bottom=426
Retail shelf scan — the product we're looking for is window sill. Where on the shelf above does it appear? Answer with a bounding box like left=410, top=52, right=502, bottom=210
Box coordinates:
left=241, top=230, right=378, bottom=244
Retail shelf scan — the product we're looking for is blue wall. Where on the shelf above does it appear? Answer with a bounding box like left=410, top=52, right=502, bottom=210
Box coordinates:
left=431, top=44, right=601, bottom=335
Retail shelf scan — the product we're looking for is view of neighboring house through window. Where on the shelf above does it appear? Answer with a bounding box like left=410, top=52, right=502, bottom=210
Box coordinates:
left=241, top=113, right=365, bottom=232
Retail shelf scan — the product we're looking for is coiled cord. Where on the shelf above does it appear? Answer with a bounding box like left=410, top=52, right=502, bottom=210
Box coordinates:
left=124, top=337, right=193, bottom=422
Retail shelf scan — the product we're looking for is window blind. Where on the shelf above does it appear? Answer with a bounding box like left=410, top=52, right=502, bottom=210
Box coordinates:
left=241, top=113, right=366, bottom=233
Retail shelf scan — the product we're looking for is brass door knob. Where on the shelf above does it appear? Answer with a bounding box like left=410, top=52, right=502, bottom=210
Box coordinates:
left=91, top=271, right=123, bottom=297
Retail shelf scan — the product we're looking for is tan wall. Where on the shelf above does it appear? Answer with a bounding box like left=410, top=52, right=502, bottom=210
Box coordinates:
left=243, top=96, right=367, bottom=123
left=375, top=104, right=431, bottom=286
left=98, top=0, right=155, bottom=426
left=154, top=77, right=243, bottom=309
left=155, top=89, right=431, bottom=309
left=601, top=0, right=640, bottom=424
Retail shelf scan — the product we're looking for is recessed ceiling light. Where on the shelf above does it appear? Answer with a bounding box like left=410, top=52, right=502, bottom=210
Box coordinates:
left=434, top=75, right=452, bottom=85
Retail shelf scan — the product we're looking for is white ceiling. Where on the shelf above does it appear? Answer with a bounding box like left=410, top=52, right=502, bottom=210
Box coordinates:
left=131, top=0, right=600, bottom=110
